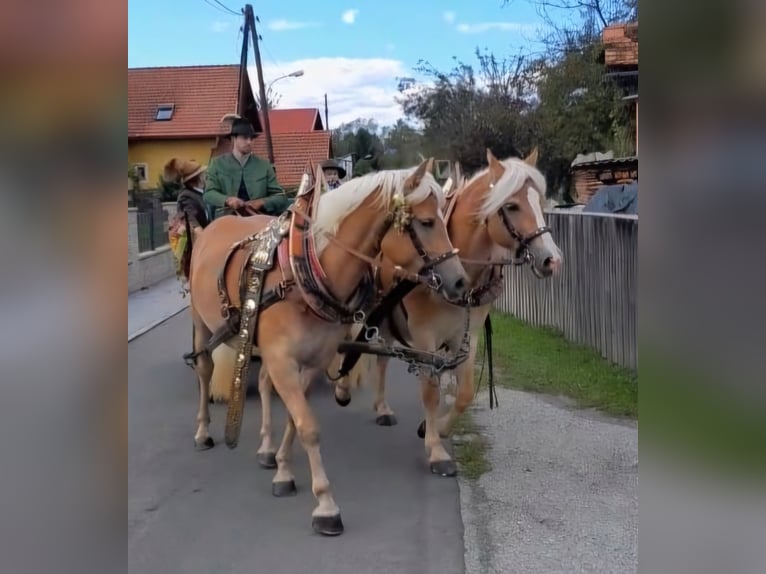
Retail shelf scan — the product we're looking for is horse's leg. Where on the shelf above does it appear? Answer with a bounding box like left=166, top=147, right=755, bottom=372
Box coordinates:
left=372, top=356, right=397, bottom=426
left=265, top=353, right=343, bottom=536
left=255, top=366, right=277, bottom=469
left=191, top=315, right=215, bottom=449
left=436, top=331, right=479, bottom=436
left=271, top=414, right=298, bottom=496
left=419, top=370, right=457, bottom=477
left=271, top=367, right=316, bottom=495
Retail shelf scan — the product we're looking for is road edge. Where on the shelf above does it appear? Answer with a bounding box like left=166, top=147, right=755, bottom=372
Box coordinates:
left=128, top=304, right=189, bottom=343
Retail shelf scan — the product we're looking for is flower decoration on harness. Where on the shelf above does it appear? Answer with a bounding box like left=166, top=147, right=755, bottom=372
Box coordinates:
left=390, top=192, right=412, bottom=234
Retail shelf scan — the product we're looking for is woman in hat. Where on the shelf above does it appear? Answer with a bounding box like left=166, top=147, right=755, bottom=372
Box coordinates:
left=320, top=159, right=347, bottom=190
left=162, top=158, right=210, bottom=285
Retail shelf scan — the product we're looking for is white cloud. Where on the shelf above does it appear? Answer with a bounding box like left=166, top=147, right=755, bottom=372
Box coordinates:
left=443, top=11, right=456, bottom=24
left=456, top=21, right=537, bottom=34
left=211, top=21, right=231, bottom=33
left=249, top=57, right=423, bottom=127
left=341, top=9, right=359, bottom=24
left=267, top=19, right=321, bottom=32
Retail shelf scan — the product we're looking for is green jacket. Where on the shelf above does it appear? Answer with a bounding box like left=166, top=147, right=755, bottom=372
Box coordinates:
left=202, top=153, right=292, bottom=218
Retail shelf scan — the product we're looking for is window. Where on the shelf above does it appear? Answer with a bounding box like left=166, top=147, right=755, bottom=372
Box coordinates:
left=132, top=163, right=148, bottom=182
left=155, top=104, right=174, bottom=121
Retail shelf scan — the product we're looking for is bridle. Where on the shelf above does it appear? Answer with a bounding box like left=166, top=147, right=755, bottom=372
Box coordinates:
left=497, top=205, right=552, bottom=267
left=385, top=194, right=459, bottom=292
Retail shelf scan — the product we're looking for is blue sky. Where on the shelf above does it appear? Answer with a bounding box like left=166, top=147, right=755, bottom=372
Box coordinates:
left=129, top=0, right=559, bottom=126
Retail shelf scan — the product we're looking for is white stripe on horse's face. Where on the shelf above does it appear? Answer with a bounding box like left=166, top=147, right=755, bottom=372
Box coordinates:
left=527, top=186, right=562, bottom=261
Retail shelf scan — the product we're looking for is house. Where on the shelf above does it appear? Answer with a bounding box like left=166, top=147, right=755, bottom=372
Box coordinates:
left=251, top=107, right=333, bottom=190
left=263, top=108, right=325, bottom=133
left=128, top=64, right=261, bottom=189
left=568, top=21, right=639, bottom=205
left=603, top=22, right=638, bottom=152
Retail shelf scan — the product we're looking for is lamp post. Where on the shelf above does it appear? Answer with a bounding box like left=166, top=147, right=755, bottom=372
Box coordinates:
left=261, top=69, right=303, bottom=164
left=267, top=69, right=304, bottom=93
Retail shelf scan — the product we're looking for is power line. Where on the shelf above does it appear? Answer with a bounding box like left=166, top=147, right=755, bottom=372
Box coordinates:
left=200, top=0, right=240, bottom=17
left=212, top=0, right=241, bottom=16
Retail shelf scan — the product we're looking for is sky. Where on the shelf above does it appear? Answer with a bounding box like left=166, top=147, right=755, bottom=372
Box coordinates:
left=128, top=0, right=558, bottom=127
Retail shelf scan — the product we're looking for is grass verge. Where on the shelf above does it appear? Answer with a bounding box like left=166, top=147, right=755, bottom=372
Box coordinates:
left=476, top=312, right=638, bottom=418
left=451, top=411, right=490, bottom=480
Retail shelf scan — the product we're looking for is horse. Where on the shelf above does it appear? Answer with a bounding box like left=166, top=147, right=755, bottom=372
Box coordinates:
left=328, top=148, right=563, bottom=477
left=187, top=159, right=468, bottom=536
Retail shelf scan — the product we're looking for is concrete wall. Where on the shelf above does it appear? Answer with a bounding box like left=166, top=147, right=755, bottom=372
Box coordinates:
left=128, top=202, right=179, bottom=293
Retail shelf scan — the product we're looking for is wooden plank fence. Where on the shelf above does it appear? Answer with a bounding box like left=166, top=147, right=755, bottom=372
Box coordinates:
left=494, top=211, right=637, bottom=370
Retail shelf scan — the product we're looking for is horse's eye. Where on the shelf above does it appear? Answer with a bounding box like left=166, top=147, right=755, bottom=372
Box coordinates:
left=504, top=203, right=519, bottom=212
left=419, top=218, right=435, bottom=228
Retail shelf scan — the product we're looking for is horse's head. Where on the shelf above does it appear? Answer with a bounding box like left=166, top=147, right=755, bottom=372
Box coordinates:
left=479, top=148, right=562, bottom=278
left=379, top=158, right=468, bottom=301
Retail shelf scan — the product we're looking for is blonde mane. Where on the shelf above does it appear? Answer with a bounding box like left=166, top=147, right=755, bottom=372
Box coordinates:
left=313, top=166, right=445, bottom=254
left=464, top=156, right=547, bottom=219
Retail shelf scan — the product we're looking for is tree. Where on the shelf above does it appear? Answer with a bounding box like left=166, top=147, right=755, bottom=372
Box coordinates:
left=380, top=119, right=423, bottom=168
left=398, top=48, right=537, bottom=173
left=255, top=86, right=281, bottom=110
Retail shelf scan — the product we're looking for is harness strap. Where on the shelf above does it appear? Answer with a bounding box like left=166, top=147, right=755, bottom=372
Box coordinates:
left=329, top=278, right=419, bottom=380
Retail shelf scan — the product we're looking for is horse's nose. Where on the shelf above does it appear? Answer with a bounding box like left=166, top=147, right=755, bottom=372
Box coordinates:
left=451, top=276, right=467, bottom=296
left=543, top=256, right=562, bottom=275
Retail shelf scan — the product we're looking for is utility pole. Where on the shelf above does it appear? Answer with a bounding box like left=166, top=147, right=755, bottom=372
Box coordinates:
left=245, top=4, right=275, bottom=165
left=236, top=10, right=250, bottom=117
left=324, top=93, right=329, bottom=131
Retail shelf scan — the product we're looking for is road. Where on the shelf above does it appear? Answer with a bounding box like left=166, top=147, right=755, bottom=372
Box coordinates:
left=128, top=312, right=465, bottom=574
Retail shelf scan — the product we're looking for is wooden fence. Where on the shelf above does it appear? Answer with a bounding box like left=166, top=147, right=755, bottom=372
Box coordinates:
left=494, top=211, right=637, bottom=370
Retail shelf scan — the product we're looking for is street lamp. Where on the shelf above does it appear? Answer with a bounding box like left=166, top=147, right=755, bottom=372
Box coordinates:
left=267, top=69, right=304, bottom=92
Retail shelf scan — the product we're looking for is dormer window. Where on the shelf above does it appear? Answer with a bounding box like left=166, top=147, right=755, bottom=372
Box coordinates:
left=155, top=104, right=174, bottom=121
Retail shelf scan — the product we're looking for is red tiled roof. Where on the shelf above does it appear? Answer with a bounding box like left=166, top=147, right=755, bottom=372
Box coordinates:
left=251, top=131, right=332, bottom=188
left=128, top=65, right=261, bottom=139
left=260, top=108, right=324, bottom=133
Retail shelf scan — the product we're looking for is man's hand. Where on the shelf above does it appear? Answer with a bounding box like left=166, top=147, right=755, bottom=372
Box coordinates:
left=245, top=199, right=265, bottom=212
left=225, top=197, right=245, bottom=209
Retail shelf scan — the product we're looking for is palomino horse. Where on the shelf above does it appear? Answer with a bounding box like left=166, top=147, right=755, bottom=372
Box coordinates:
left=188, top=159, right=467, bottom=535
left=330, top=148, right=563, bottom=477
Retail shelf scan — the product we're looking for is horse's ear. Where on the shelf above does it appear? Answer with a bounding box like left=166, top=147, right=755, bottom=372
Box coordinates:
left=524, top=146, right=539, bottom=166
left=405, top=157, right=432, bottom=193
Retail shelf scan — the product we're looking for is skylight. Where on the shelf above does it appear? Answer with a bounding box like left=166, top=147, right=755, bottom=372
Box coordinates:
left=155, top=104, right=174, bottom=121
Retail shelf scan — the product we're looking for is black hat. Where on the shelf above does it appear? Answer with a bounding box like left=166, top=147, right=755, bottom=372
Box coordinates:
left=229, top=117, right=258, bottom=138
left=321, top=159, right=346, bottom=179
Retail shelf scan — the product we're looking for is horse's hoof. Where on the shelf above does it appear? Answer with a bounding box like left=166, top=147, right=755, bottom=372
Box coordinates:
left=195, top=437, right=215, bottom=450
left=256, top=452, right=277, bottom=469
left=417, top=420, right=426, bottom=438
left=335, top=393, right=351, bottom=407
left=430, top=460, right=457, bottom=477
left=272, top=480, right=297, bottom=497
left=375, top=414, right=398, bottom=426
left=312, top=514, right=344, bottom=536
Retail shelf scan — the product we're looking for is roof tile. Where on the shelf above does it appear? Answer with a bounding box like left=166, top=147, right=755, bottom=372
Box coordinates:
left=128, top=65, right=255, bottom=139
left=251, top=132, right=332, bottom=188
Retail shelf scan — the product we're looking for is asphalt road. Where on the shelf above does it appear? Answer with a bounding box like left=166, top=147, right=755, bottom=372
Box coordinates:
left=128, top=312, right=465, bottom=574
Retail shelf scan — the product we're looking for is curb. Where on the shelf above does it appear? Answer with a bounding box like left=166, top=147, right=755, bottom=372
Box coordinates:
left=128, top=304, right=189, bottom=343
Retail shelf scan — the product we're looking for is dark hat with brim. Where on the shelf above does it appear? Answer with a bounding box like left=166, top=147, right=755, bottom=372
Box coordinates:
left=229, top=117, right=258, bottom=138
left=321, top=159, right=346, bottom=179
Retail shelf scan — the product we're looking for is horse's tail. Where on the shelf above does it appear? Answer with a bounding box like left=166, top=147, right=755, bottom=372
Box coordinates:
left=209, top=344, right=237, bottom=403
